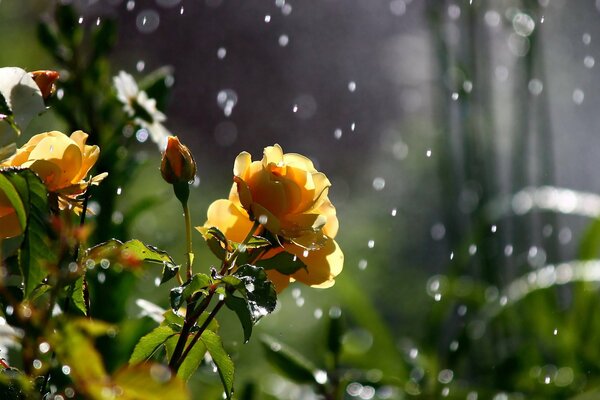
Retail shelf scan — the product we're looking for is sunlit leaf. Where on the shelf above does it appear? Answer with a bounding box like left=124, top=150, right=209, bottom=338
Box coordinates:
left=84, top=239, right=176, bottom=273
left=113, top=364, right=190, bottom=400
left=198, top=226, right=228, bottom=261
left=256, top=251, right=307, bottom=275
left=160, top=263, right=180, bottom=285
left=260, top=334, right=318, bottom=384
left=130, top=325, right=177, bottom=364
left=176, top=338, right=207, bottom=382
left=170, top=273, right=212, bottom=310
left=163, top=310, right=185, bottom=331
left=201, top=330, right=234, bottom=399
left=225, top=294, right=253, bottom=343
left=0, top=173, right=26, bottom=232
left=69, top=275, right=87, bottom=315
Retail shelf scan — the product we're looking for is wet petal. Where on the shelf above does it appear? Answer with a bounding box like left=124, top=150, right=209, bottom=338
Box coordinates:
left=289, top=238, right=343, bottom=287
left=233, top=151, right=252, bottom=178
left=262, top=144, right=284, bottom=168
left=203, top=199, right=254, bottom=243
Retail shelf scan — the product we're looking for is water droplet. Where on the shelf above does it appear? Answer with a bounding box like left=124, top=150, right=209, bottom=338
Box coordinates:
left=409, top=348, right=419, bottom=359
left=391, top=208, right=397, bottom=216
left=350, top=122, right=356, bottom=131
left=451, top=92, right=459, bottom=100
left=314, top=308, right=323, bottom=319
left=504, top=244, right=513, bottom=256
left=491, top=225, right=497, bottom=233
left=390, top=0, right=406, bottom=16
left=528, top=79, right=543, bottom=95
left=484, top=10, right=501, bottom=27
left=559, top=227, right=572, bottom=244
left=512, top=12, right=535, bottom=37
left=334, top=128, right=343, bottom=139
left=463, top=80, right=473, bottom=93
left=278, top=34, right=289, bottom=46
left=136, top=60, right=145, bottom=72
left=450, top=251, right=454, bottom=260
left=116, top=187, right=122, bottom=195
left=264, top=14, right=271, bottom=23
left=431, top=223, right=445, bottom=240
left=553, top=328, right=558, bottom=336
left=78, top=16, right=84, bottom=24
left=281, top=3, right=292, bottom=15
left=217, top=47, right=227, bottom=59
left=38, top=342, right=50, bottom=353
left=33, top=359, right=42, bottom=369
left=348, top=81, right=357, bottom=92
left=426, top=149, right=432, bottom=157
left=136, top=128, right=149, bottom=143
left=126, top=0, right=135, bottom=11
left=358, top=259, right=368, bottom=270
left=180, top=6, right=184, bottom=14
left=329, top=306, right=342, bottom=318
left=98, top=272, right=106, bottom=283
left=314, top=370, right=328, bottom=384
left=583, top=33, right=591, bottom=45
left=136, top=10, right=160, bottom=34
left=217, top=89, right=238, bottom=117
left=372, top=177, right=386, bottom=191
left=438, top=369, right=454, bottom=384
left=62, top=365, right=71, bottom=375
left=468, top=244, right=477, bottom=255
left=573, top=88, right=584, bottom=104
left=100, top=259, right=110, bottom=269
left=584, top=55, right=595, bottom=68
left=5, top=306, right=13, bottom=316
left=295, top=297, right=305, bottom=307
left=96, top=17, right=101, bottom=26
left=447, top=4, right=460, bottom=19
left=292, top=104, right=298, bottom=113
left=367, top=239, right=375, bottom=248
left=154, top=277, right=161, bottom=287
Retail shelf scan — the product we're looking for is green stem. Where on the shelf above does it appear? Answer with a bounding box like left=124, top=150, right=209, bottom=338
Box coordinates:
left=183, top=202, right=193, bottom=280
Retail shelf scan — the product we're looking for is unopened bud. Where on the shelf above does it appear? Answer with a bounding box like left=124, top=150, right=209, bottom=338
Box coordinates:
left=31, top=70, right=60, bottom=99
left=161, top=136, right=197, bottom=184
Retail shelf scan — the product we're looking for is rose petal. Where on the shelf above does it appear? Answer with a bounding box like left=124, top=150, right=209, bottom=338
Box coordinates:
left=290, top=238, right=343, bottom=287
left=203, top=199, right=254, bottom=243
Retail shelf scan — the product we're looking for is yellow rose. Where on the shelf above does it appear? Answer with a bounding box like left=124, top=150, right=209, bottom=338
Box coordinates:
left=232, top=144, right=338, bottom=248
left=0, top=188, right=21, bottom=239
left=1, top=130, right=107, bottom=210
left=201, top=144, right=343, bottom=292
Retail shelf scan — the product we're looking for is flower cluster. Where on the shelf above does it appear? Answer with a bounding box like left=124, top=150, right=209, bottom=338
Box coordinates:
left=202, top=144, right=343, bottom=292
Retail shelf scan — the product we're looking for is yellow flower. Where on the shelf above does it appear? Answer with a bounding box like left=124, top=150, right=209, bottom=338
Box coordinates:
left=201, top=144, right=343, bottom=292
left=232, top=144, right=338, bottom=249
left=0, top=188, right=21, bottom=239
left=1, top=130, right=107, bottom=211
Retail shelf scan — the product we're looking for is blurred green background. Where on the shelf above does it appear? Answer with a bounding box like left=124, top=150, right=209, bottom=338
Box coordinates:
left=5, top=0, right=600, bottom=398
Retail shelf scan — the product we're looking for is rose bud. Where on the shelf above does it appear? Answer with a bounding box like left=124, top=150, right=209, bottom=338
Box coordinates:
left=31, top=70, right=60, bottom=99
left=161, top=136, right=197, bottom=185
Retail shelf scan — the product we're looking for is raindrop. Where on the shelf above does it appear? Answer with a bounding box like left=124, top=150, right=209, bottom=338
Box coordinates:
left=314, top=308, right=323, bottom=319
left=584, top=55, right=595, bottom=68
left=136, top=60, right=145, bottom=72
left=78, top=16, right=84, bottom=24
left=438, top=369, right=454, bottom=384
left=98, top=272, right=106, bottom=283
left=329, top=306, right=342, bottom=318
left=467, top=392, right=478, bottom=400
left=33, top=359, right=42, bottom=369
left=217, top=47, right=227, bottom=59
left=409, top=348, right=419, bottom=359
left=358, top=259, right=368, bottom=270
left=451, top=92, right=459, bottom=101
left=490, top=224, right=497, bottom=233
left=68, top=262, right=78, bottom=273
left=334, top=128, right=343, bottom=139
left=495, top=65, right=509, bottom=81
left=217, top=89, right=238, bottom=117
left=441, top=387, right=450, bottom=397
left=154, top=277, right=161, bottom=287
left=292, top=94, right=317, bottom=119
left=292, top=104, right=298, bottom=113
left=528, top=79, right=543, bottom=95
left=126, top=0, right=135, bottom=10
left=426, top=149, right=432, bottom=157
left=38, top=342, right=51, bottom=353
left=468, top=244, right=477, bottom=255
left=573, top=89, right=584, bottom=104
left=5, top=306, right=13, bottom=316
left=62, top=365, right=71, bottom=375
left=350, top=122, right=356, bottom=131
left=391, top=208, right=397, bottom=216
left=136, top=10, right=160, bottom=34
left=367, top=239, right=375, bottom=248
left=264, top=14, right=271, bottom=23
left=392, top=141, right=408, bottom=160
left=463, top=80, right=473, bottom=93
left=457, top=304, right=467, bottom=316
left=295, top=297, right=305, bottom=307
left=431, top=223, right=446, bottom=240
left=390, top=0, right=406, bottom=16
left=278, top=34, right=289, bottom=47
left=348, top=81, right=357, bottom=92
left=558, top=227, right=572, bottom=244
left=180, top=6, right=184, bottom=14
left=553, top=328, right=558, bottom=336
left=116, top=187, right=122, bottom=195
left=136, top=128, right=149, bottom=143
left=96, top=17, right=101, bottom=26
left=449, top=251, right=454, bottom=260
left=281, top=3, right=292, bottom=15
left=447, top=4, right=460, bottom=19
left=484, top=10, right=501, bottom=27
left=542, top=224, right=553, bottom=237
left=275, top=0, right=285, bottom=7
left=583, top=33, right=591, bottom=45
left=372, top=177, right=386, bottom=191
left=512, top=12, right=535, bottom=37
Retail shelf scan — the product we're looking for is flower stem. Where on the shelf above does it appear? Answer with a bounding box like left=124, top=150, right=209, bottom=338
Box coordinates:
left=183, top=202, right=194, bottom=280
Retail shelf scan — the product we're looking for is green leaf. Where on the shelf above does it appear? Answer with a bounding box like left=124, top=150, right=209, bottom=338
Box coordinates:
left=256, top=251, right=307, bottom=275
left=199, top=226, right=228, bottom=261
left=260, top=335, right=318, bottom=384
left=3, top=169, right=53, bottom=299
left=163, top=310, right=185, bottom=331
left=170, top=273, right=212, bottom=310
left=200, top=330, right=234, bottom=399
left=243, top=236, right=272, bottom=249
left=130, top=325, right=177, bottom=364
left=84, top=239, right=176, bottom=273
left=160, top=263, right=180, bottom=284
left=69, top=275, right=88, bottom=315
left=225, top=294, right=253, bottom=343
left=234, top=264, right=277, bottom=320
left=0, top=172, right=27, bottom=233
left=176, top=339, right=207, bottom=382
